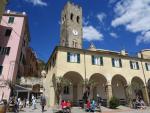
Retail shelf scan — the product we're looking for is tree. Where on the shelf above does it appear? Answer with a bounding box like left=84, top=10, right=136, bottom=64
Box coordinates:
left=52, top=76, right=71, bottom=104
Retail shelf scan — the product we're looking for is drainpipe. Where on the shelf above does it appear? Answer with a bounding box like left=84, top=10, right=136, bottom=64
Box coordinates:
left=83, top=51, right=87, bottom=86
left=140, top=53, right=150, bottom=105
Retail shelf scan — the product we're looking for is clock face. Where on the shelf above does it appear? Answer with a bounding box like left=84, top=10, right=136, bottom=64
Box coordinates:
left=72, top=29, right=78, bottom=36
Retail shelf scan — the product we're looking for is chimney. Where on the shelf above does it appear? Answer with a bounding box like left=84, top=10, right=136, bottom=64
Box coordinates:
left=120, top=49, right=127, bottom=55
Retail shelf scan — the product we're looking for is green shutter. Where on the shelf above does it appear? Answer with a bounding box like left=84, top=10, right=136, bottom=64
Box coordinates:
left=130, top=61, right=133, bottom=69
left=0, top=66, right=3, bottom=75
left=145, top=63, right=148, bottom=71
left=67, top=52, right=70, bottom=62
left=77, top=54, right=80, bottom=63
left=119, top=58, right=122, bottom=67
left=136, top=62, right=139, bottom=70
left=100, top=57, right=103, bottom=66
left=92, top=55, right=94, bottom=65
left=8, top=17, right=14, bottom=23
left=112, top=58, right=115, bottom=67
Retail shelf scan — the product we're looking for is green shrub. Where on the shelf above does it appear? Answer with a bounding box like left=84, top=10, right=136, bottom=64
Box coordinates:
left=109, top=96, right=119, bottom=109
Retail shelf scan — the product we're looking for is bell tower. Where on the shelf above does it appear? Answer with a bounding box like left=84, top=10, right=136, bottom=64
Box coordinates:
left=60, top=1, right=82, bottom=49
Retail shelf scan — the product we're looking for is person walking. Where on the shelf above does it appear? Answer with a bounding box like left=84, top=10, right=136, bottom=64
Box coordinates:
left=97, top=94, right=102, bottom=112
left=32, top=97, right=36, bottom=110
left=40, top=94, right=46, bottom=112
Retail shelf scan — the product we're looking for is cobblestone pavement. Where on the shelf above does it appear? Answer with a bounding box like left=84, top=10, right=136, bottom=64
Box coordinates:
left=7, top=104, right=150, bottom=113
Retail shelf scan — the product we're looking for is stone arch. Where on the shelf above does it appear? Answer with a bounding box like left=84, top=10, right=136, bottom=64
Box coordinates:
left=62, top=71, right=83, bottom=102
left=111, top=75, right=127, bottom=105
left=147, top=79, right=150, bottom=100
left=89, top=73, right=107, bottom=100
left=131, top=76, right=144, bottom=99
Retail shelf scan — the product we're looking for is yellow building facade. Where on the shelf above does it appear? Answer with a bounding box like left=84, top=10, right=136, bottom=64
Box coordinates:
left=44, top=46, right=150, bottom=106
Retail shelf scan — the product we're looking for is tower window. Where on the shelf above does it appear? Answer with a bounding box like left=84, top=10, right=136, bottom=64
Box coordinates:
left=77, top=16, right=80, bottom=23
left=70, top=13, right=73, bottom=21
left=72, top=40, right=77, bottom=48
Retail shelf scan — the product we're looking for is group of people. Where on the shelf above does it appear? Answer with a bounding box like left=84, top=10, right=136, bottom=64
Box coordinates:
left=133, top=96, right=146, bottom=109
left=8, top=94, right=46, bottom=113
left=84, top=94, right=102, bottom=112
left=61, top=100, right=71, bottom=113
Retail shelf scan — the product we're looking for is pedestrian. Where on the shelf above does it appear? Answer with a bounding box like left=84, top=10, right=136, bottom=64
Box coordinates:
left=32, top=97, right=36, bottom=110
left=14, top=98, right=19, bottom=113
left=97, top=94, right=102, bottom=112
left=40, top=94, right=46, bottom=112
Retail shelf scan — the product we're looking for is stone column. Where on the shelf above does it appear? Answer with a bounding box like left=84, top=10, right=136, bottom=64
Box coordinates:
left=142, top=86, right=150, bottom=105
left=106, top=83, right=112, bottom=107
left=124, top=84, right=133, bottom=107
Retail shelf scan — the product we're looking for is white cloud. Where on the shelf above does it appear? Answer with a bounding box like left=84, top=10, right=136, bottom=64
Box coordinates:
left=111, top=0, right=150, bottom=45
left=83, top=26, right=103, bottom=41
left=136, top=31, right=150, bottom=45
left=110, top=32, right=118, bottom=38
left=109, top=0, right=118, bottom=4
left=97, top=13, right=106, bottom=23
left=25, top=0, right=47, bottom=6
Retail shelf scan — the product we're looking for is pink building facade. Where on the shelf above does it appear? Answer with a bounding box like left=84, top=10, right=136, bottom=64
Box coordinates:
left=0, top=10, right=30, bottom=100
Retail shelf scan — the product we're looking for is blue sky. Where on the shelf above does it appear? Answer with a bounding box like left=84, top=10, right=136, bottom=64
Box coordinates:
left=6, top=0, right=150, bottom=62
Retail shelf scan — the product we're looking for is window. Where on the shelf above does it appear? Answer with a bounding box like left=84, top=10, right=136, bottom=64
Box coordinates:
left=67, top=52, right=80, bottom=63
left=145, top=63, right=150, bottom=71
left=112, top=58, right=122, bottom=68
left=8, top=17, right=14, bottom=24
left=70, top=13, right=73, bottom=21
left=72, top=40, right=77, bottom=48
left=0, top=47, right=10, bottom=55
left=5, top=29, right=12, bottom=37
left=0, top=66, right=3, bottom=75
left=130, top=61, right=139, bottom=70
left=63, top=86, right=69, bottom=94
left=92, top=55, right=103, bottom=66
left=77, top=16, right=80, bottom=23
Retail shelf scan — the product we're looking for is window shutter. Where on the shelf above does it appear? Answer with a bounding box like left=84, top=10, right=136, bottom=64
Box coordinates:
left=100, top=57, right=103, bottom=66
left=67, top=52, right=70, bottom=62
left=130, top=61, right=133, bottom=69
left=145, top=63, right=148, bottom=71
left=112, top=58, right=115, bottom=67
left=6, top=47, right=10, bottom=55
left=8, top=17, right=14, bottom=23
left=119, top=58, right=122, bottom=67
left=136, top=62, right=139, bottom=70
left=77, top=54, right=80, bottom=63
left=92, top=55, right=94, bottom=65
left=0, top=66, right=3, bottom=75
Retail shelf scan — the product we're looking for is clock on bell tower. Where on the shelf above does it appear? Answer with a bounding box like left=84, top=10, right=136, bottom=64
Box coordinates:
left=60, top=1, right=83, bottom=49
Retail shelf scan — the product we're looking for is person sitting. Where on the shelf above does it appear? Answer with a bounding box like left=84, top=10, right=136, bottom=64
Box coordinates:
left=135, top=97, right=141, bottom=109
left=61, top=100, right=68, bottom=112
left=66, top=101, right=71, bottom=113
left=91, top=100, right=96, bottom=112
left=139, top=99, right=146, bottom=109
left=86, top=100, right=91, bottom=112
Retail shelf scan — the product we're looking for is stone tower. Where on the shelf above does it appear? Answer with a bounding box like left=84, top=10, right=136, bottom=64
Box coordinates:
left=60, top=1, right=82, bottom=49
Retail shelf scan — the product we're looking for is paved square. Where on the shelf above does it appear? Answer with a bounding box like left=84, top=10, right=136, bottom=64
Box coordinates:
left=7, top=103, right=150, bottom=113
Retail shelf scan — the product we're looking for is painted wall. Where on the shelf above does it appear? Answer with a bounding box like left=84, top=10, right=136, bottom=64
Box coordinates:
left=45, top=47, right=150, bottom=106
left=0, top=12, right=28, bottom=100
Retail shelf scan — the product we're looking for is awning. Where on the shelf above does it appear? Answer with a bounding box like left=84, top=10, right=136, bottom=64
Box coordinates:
left=14, top=84, right=32, bottom=92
